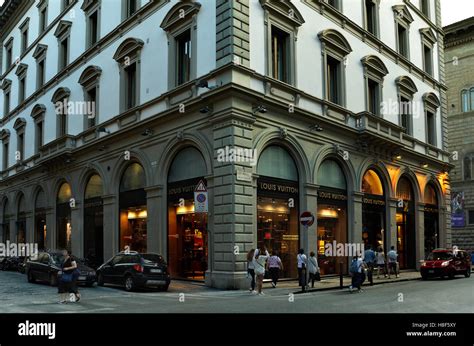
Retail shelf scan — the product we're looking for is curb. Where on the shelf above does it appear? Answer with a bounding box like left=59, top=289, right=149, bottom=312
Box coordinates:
left=292, top=276, right=421, bottom=294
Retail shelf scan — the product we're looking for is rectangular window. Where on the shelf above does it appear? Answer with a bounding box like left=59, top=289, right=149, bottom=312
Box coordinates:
left=86, top=88, right=97, bottom=128
left=6, top=45, right=12, bottom=67
left=21, top=28, right=28, bottom=54
left=125, top=62, right=137, bottom=109
left=426, top=111, right=435, bottom=145
left=19, top=77, right=26, bottom=103
left=461, top=91, right=469, bottom=112
left=368, top=79, right=380, bottom=115
left=176, top=29, right=191, bottom=86
left=39, top=7, right=47, bottom=33
left=59, top=113, right=67, bottom=137
left=3, top=142, right=8, bottom=170
left=470, top=89, right=474, bottom=111
left=464, top=156, right=472, bottom=180
left=127, top=0, right=137, bottom=18
left=365, top=0, right=376, bottom=35
left=4, top=91, right=10, bottom=115
left=36, top=121, right=43, bottom=153
left=400, top=96, right=411, bottom=134
left=271, top=26, right=290, bottom=83
left=59, top=38, right=68, bottom=70
left=423, top=45, right=433, bottom=75
left=397, top=24, right=408, bottom=58
left=18, top=133, right=24, bottom=162
left=63, top=0, right=71, bottom=11
left=88, top=11, right=99, bottom=47
left=469, top=210, right=474, bottom=224
left=327, top=0, right=340, bottom=10
left=37, top=60, right=45, bottom=88
left=327, top=56, right=340, bottom=105
left=420, top=0, right=429, bottom=18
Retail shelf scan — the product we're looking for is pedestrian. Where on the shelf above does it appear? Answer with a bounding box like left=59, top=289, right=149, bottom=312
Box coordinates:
left=387, top=246, right=399, bottom=278
left=349, top=255, right=366, bottom=293
left=267, top=250, right=283, bottom=288
left=57, top=249, right=81, bottom=304
left=253, top=247, right=269, bottom=296
left=363, top=245, right=376, bottom=285
left=308, top=251, right=320, bottom=288
left=247, top=249, right=256, bottom=293
left=375, top=247, right=388, bottom=279
left=297, top=249, right=308, bottom=292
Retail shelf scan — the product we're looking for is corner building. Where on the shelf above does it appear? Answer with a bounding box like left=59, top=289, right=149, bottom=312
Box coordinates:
left=0, top=0, right=451, bottom=288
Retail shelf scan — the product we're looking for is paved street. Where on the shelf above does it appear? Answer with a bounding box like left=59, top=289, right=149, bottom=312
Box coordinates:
left=0, top=271, right=472, bottom=313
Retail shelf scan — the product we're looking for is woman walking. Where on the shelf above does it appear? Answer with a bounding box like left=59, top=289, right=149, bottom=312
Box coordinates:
left=297, top=249, right=308, bottom=292
left=247, top=249, right=256, bottom=293
left=253, top=247, right=269, bottom=296
left=375, top=247, right=387, bottom=279
left=308, top=251, right=320, bottom=288
left=267, top=251, right=283, bottom=288
left=58, top=249, right=81, bottom=304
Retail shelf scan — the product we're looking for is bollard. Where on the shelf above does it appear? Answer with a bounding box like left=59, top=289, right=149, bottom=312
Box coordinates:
left=339, top=262, right=343, bottom=289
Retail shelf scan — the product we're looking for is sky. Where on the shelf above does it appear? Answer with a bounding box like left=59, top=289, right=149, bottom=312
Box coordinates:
left=0, top=0, right=472, bottom=28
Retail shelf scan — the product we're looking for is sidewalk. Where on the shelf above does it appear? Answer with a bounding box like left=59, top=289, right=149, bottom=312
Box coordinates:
left=262, top=270, right=421, bottom=294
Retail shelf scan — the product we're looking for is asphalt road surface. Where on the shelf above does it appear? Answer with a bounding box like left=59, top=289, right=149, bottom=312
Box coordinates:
left=0, top=271, right=472, bottom=313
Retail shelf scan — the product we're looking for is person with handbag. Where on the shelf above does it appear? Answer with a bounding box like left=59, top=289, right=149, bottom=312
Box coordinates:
left=253, top=247, right=269, bottom=296
left=58, top=249, right=81, bottom=304
left=267, top=250, right=283, bottom=288
left=297, top=249, right=308, bottom=292
left=246, top=249, right=256, bottom=293
left=308, top=251, right=320, bottom=288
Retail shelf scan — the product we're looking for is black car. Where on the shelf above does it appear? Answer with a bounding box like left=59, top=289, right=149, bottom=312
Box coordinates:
left=26, top=252, right=97, bottom=287
left=97, top=252, right=171, bottom=292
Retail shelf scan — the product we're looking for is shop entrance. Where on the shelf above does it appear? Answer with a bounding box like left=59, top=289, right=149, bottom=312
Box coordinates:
left=35, top=189, right=46, bottom=250
left=396, top=176, right=416, bottom=269
left=424, top=183, right=439, bottom=255
left=84, top=174, right=104, bottom=268
left=57, top=182, right=72, bottom=250
left=167, top=147, right=208, bottom=280
left=362, top=169, right=386, bottom=252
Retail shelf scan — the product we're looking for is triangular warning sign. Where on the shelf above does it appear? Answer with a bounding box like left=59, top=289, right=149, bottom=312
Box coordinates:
left=195, top=179, right=207, bottom=192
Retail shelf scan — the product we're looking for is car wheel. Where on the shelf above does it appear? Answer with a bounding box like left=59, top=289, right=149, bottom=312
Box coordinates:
left=448, top=271, right=455, bottom=280
left=465, top=268, right=471, bottom=278
left=97, top=273, right=104, bottom=286
left=49, top=273, right=58, bottom=286
left=27, top=271, right=36, bottom=283
left=421, top=274, right=428, bottom=280
left=124, top=276, right=135, bottom=292
left=86, top=282, right=95, bottom=287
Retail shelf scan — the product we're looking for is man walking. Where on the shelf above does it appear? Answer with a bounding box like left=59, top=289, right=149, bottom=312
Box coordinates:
left=363, top=245, right=376, bottom=285
left=387, top=246, right=399, bottom=278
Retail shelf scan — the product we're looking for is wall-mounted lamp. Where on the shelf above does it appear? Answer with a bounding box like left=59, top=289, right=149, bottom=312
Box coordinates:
left=141, top=128, right=153, bottom=136
left=309, top=124, right=323, bottom=132
left=196, top=80, right=218, bottom=90
left=252, top=105, right=267, bottom=115
left=97, top=127, right=110, bottom=134
left=200, top=106, right=212, bottom=114
left=421, top=162, right=429, bottom=168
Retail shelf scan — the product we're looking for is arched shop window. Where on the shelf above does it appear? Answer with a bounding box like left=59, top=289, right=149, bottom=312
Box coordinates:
left=167, top=147, right=208, bottom=280
left=361, top=169, right=386, bottom=252
left=424, top=183, right=439, bottom=254
left=1, top=199, right=10, bottom=242
left=316, top=159, right=348, bottom=275
left=257, top=145, right=299, bottom=279
left=84, top=174, right=104, bottom=268
left=57, top=182, right=72, bottom=250
left=119, top=163, right=147, bottom=253
left=16, top=194, right=26, bottom=243
left=35, top=189, right=46, bottom=250
left=396, top=176, right=416, bottom=269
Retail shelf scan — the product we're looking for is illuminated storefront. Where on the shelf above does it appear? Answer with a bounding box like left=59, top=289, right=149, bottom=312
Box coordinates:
left=84, top=174, right=104, bottom=267
left=316, top=159, right=348, bottom=275
left=361, top=169, right=386, bottom=252
left=424, top=183, right=439, bottom=254
left=16, top=194, right=26, bottom=243
left=119, top=163, right=147, bottom=253
left=257, top=145, right=299, bottom=279
left=396, top=176, right=416, bottom=269
left=167, top=147, right=208, bottom=280
left=34, top=189, right=46, bottom=250
left=57, top=182, right=72, bottom=250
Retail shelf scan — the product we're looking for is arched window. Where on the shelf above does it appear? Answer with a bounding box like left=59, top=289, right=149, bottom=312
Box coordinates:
left=461, top=89, right=469, bottom=112
left=257, top=145, right=298, bottom=181
left=362, top=169, right=384, bottom=195
left=464, top=153, right=473, bottom=181
left=168, top=147, right=206, bottom=183
left=317, top=159, right=346, bottom=190
left=120, top=162, right=145, bottom=192
left=85, top=174, right=103, bottom=199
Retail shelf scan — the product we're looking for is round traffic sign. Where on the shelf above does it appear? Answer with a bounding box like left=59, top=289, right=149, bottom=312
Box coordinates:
left=300, top=211, right=314, bottom=227
left=196, top=193, right=206, bottom=203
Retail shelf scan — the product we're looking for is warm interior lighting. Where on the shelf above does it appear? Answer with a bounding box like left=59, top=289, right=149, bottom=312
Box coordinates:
left=317, top=208, right=338, bottom=218
left=128, top=209, right=148, bottom=219
left=421, top=163, right=429, bottom=168
left=176, top=205, right=195, bottom=215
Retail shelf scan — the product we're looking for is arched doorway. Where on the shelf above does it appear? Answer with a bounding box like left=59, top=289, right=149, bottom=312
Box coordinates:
left=34, top=189, right=46, bottom=250
left=424, top=183, right=439, bottom=255
left=316, top=159, right=348, bottom=275
left=167, top=147, right=208, bottom=280
left=396, top=176, right=416, bottom=269
left=57, top=182, right=72, bottom=250
left=119, top=162, right=147, bottom=253
left=257, top=145, right=299, bottom=279
left=1, top=199, right=10, bottom=242
left=84, top=174, right=104, bottom=268
left=361, top=169, right=386, bottom=252
left=16, top=194, right=26, bottom=243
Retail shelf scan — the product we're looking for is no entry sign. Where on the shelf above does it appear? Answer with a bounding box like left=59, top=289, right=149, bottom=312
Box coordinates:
left=299, top=211, right=314, bottom=227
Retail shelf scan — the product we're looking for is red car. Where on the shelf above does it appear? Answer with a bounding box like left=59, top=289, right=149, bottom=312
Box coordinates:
left=420, top=249, right=471, bottom=279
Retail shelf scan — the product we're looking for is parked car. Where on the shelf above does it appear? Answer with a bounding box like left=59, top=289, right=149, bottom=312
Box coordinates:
left=97, top=252, right=171, bottom=292
left=0, top=256, right=26, bottom=272
left=25, top=251, right=97, bottom=287
left=420, top=249, right=471, bottom=279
